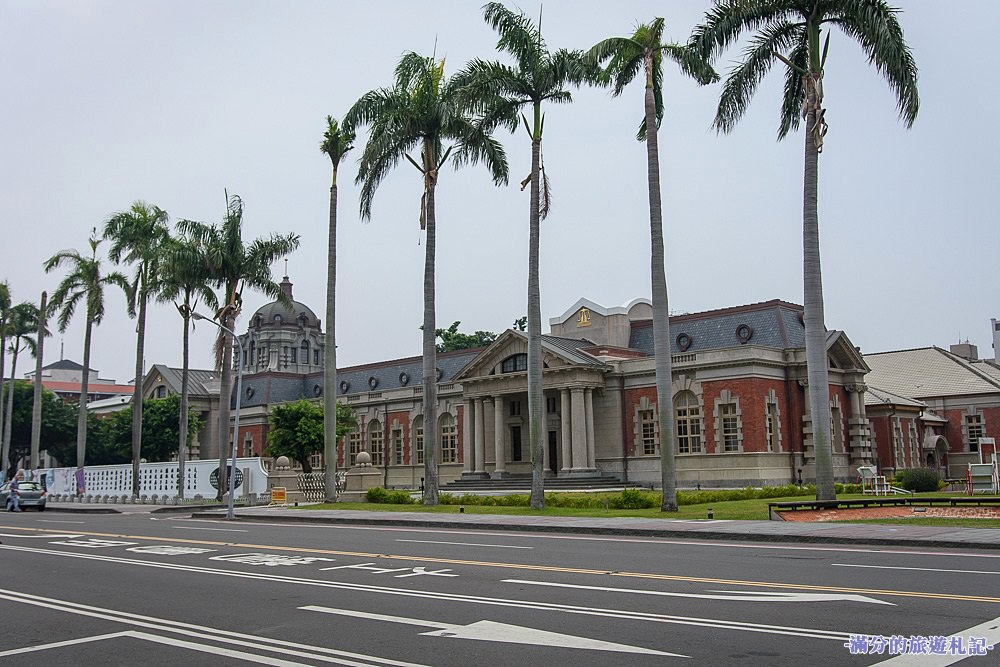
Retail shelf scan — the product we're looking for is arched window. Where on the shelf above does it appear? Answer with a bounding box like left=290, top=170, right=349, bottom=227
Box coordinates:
left=440, top=413, right=457, bottom=463
left=368, top=419, right=383, bottom=466
left=301, top=340, right=310, bottom=366
left=674, top=391, right=702, bottom=454
left=501, top=354, right=527, bottom=373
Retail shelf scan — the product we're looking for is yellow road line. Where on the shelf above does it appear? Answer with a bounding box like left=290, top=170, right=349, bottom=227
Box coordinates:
left=4, top=524, right=999, bottom=604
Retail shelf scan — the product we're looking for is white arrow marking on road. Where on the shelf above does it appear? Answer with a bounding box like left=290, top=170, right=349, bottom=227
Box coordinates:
left=301, top=605, right=685, bottom=657
left=0, top=533, right=83, bottom=539
left=504, top=579, right=894, bottom=606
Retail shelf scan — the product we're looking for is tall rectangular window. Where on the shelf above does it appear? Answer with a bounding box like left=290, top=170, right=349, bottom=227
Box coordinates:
left=313, top=350, right=320, bottom=365
left=675, top=392, right=701, bottom=454
left=766, top=402, right=779, bottom=452
left=369, top=423, right=384, bottom=466
left=509, top=400, right=521, bottom=417
left=967, top=414, right=984, bottom=452
left=415, top=420, right=424, bottom=464
left=721, top=403, right=739, bottom=452
left=440, top=418, right=457, bottom=463
left=639, top=409, right=657, bottom=455
left=348, top=432, right=363, bottom=466
left=392, top=427, right=403, bottom=465
left=511, top=425, right=523, bottom=461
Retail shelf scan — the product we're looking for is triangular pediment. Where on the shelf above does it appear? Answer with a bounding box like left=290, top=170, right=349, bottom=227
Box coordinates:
left=826, top=331, right=869, bottom=372
left=453, top=330, right=602, bottom=382
left=141, top=364, right=181, bottom=399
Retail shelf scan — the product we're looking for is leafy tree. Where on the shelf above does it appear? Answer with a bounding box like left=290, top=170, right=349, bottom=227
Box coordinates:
left=104, top=201, right=172, bottom=497
left=511, top=316, right=527, bottom=332
left=4, top=381, right=77, bottom=471
left=459, top=3, right=590, bottom=509
left=157, top=230, right=218, bottom=498
left=45, top=230, right=131, bottom=468
left=435, top=321, right=497, bottom=352
left=266, top=399, right=356, bottom=473
left=179, top=195, right=299, bottom=498
left=0, top=281, right=9, bottom=470
left=2, top=301, right=39, bottom=479
left=691, top=0, right=919, bottom=500
left=588, top=18, right=717, bottom=511
left=345, top=51, right=508, bottom=504
left=320, top=115, right=353, bottom=501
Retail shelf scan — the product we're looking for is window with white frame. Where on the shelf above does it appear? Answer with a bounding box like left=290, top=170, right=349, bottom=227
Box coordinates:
left=830, top=401, right=844, bottom=453
left=440, top=414, right=457, bottom=463
left=966, top=414, right=984, bottom=452
left=391, top=425, right=403, bottom=465
left=368, top=419, right=383, bottom=466
left=243, top=432, right=253, bottom=458
left=908, top=420, right=919, bottom=467
left=675, top=391, right=702, bottom=454
left=714, top=391, right=742, bottom=453
left=309, top=451, right=322, bottom=471
left=764, top=390, right=781, bottom=452
left=348, top=431, right=363, bottom=466
left=893, top=419, right=905, bottom=467
left=639, top=409, right=657, bottom=455
left=414, top=416, right=424, bottom=464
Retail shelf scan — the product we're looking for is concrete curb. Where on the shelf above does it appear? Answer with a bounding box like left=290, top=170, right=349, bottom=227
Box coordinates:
left=189, top=511, right=1000, bottom=551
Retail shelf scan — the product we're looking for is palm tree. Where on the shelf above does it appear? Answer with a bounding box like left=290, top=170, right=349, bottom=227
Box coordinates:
left=45, top=231, right=131, bottom=472
left=2, top=302, right=39, bottom=476
left=319, top=115, right=353, bottom=502
left=0, top=281, right=10, bottom=477
left=104, top=201, right=171, bottom=498
left=345, top=51, right=509, bottom=505
left=179, top=195, right=299, bottom=500
left=690, top=0, right=918, bottom=500
left=458, top=2, right=588, bottom=509
left=587, top=19, right=717, bottom=511
left=30, top=291, right=49, bottom=471
left=157, top=232, right=218, bottom=500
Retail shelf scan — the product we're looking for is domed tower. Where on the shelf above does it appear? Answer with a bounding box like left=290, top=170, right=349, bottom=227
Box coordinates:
left=237, top=275, right=324, bottom=375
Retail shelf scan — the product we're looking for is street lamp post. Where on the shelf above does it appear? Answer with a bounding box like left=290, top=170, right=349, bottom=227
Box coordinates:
left=193, top=311, right=244, bottom=521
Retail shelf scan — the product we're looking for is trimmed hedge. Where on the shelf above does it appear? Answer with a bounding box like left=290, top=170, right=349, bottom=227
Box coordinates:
left=366, top=487, right=417, bottom=504
left=894, top=468, right=940, bottom=493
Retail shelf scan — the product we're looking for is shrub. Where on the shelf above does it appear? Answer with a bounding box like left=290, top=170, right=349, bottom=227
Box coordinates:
left=366, top=487, right=416, bottom=504
left=609, top=488, right=659, bottom=509
left=894, top=468, right=940, bottom=493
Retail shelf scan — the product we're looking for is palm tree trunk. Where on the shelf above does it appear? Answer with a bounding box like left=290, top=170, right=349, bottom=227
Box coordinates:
left=78, top=317, right=93, bottom=472
left=131, top=292, right=147, bottom=497
left=422, top=156, right=439, bottom=506
left=527, top=102, right=544, bottom=510
left=644, top=56, right=678, bottom=512
left=30, top=291, right=47, bottom=471
left=217, top=313, right=233, bottom=501
left=324, top=172, right=339, bottom=502
left=2, top=343, right=17, bottom=473
left=178, top=304, right=191, bottom=500
left=0, top=330, right=7, bottom=479
left=803, top=75, right=835, bottom=501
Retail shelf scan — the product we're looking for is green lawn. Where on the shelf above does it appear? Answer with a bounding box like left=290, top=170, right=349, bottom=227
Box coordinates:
left=301, top=491, right=1000, bottom=525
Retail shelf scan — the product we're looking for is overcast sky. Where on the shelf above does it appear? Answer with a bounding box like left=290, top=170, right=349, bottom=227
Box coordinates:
left=2, top=1, right=996, bottom=384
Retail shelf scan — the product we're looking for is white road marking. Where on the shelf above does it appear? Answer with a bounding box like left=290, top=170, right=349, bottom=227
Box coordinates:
left=834, top=563, right=1000, bottom=576
left=174, top=526, right=248, bottom=532
left=37, top=520, right=86, bottom=524
left=0, top=589, right=426, bottom=667
left=873, top=615, right=1000, bottom=666
left=302, top=606, right=684, bottom=657
left=396, top=539, right=533, bottom=549
left=0, top=543, right=857, bottom=641
left=0, top=532, right=83, bottom=538
left=0, top=631, right=134, bottom=657
left=504, top=579, right=893, bottom=605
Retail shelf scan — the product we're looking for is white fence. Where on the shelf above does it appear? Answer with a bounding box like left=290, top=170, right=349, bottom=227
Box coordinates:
left=36, top=458, right=270, bottom=498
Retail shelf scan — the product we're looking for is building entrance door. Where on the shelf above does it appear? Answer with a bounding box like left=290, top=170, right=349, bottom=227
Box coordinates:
left=547, top=431, right=558, bottom=473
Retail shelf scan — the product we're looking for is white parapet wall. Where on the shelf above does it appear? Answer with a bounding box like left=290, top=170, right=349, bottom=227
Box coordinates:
left=35, top=457, right=269, bottom=498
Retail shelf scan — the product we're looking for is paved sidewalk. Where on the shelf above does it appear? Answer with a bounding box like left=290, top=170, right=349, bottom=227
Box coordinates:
left=41, top=501, right=1000, bottom=550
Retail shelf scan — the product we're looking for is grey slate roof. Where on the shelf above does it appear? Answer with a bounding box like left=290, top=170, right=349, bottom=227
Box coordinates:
left=42, top=359, right=92, bottom=372
left=235, top=348, right=483, bottom=408
left=863, top=347, right=1000, bottom=399
left=628, top=300, right=807, bottom=355
left=541, top=334, right=604, bottom=367
left=150, top=365, right=220, bottom=396
left=864, top=385, right=926, bottom=409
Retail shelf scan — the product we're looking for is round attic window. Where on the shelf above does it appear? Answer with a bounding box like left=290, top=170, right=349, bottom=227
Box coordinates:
left=368, top=376, right=379, bottom=390
left=313, top=384, right=323, bottom=397
left=676, top=333, right=692, bottom=352
left=399, top=372, right=409, bottom=386
left=339, top=380, right=350, bottom=394
left=736, top=323, right=753, bottom=344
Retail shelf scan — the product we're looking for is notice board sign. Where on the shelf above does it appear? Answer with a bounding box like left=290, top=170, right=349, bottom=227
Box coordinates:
left=270, top=487, right=287, bottom=504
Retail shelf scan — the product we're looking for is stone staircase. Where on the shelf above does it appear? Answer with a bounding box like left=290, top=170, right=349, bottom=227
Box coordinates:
left=441, top=473, right=642, bottom=494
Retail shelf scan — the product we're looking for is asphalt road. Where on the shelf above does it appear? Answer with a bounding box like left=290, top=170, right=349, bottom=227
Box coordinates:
left=1, top=511, right=998, bottom=666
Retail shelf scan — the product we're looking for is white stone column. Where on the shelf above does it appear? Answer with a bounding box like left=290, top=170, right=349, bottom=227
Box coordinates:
left=571, top=388, right=586, bottom=472
left=474, top=398, right=486, bottom=475
left=493, top=395, right=506, bottom=478
left=560, top=389, right=572, bottom=473
left=462, top=399, right=474, bottom=475
left=584, top=388, right=596, bottom=470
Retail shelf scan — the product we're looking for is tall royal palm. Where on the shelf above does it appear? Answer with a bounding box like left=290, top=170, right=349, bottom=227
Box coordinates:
left=459, top=2, right=587, bottom=509
left=104, top=201, right=171, bottom=498
left=319, top=116, right=353, bottom=502
left=30, top=291, right=49, bottom=471
left=691, top=0, right=918, bottom=499
left=45, top=232, right=131, bottom=470
left=158, top=232, right=218, bottom=500
left=0, top=281, right=10, bottom=476
left=180, top=195, right=299, bottom=499
left=345, top=51, right=508, bottom=505
left=588, top=18, right=717, bottom=511
left=2, top=302, right=39, bottom=475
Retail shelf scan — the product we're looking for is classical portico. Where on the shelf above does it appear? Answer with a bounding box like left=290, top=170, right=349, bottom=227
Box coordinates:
left=454, top=330, right=607, bottom=480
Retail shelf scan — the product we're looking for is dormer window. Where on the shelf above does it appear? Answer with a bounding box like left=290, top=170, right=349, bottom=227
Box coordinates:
left=273, top=314, right=283, bottom=324
left=501, top=354, right=527, bottom=373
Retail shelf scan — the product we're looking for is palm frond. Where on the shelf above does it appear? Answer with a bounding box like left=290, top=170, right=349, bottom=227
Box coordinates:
left=690, top=0, right=798, bottom=61
left=778, top=39, right=809, bottom=138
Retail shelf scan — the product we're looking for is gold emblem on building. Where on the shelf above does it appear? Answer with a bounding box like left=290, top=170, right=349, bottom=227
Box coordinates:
left=577, top=307, right=592, bottom=327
